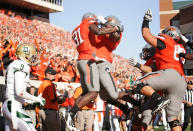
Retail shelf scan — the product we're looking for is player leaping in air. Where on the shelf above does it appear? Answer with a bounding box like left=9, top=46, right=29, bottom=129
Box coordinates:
left=130, top=9, right=187, bottom=131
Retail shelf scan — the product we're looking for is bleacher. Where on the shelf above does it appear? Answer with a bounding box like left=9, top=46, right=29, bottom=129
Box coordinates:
left=0, top=9, right=142, bottom=89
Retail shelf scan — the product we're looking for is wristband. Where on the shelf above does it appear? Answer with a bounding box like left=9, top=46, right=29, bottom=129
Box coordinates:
left=142, top=20, right=149, bottom=28
left=135, top=62, right=141, bottom=68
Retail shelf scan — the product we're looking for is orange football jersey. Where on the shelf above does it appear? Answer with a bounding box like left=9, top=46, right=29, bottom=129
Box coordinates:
left=144, top=56, right=157, bottom=72
left=155, top=34, right=186, bottom=76
left=72, top=18, right=99, bottom=60
left=95, top=33, right=122, bottom=63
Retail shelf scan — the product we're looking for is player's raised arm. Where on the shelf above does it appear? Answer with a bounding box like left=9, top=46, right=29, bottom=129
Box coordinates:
left=141, top=9, right=157, bottom=48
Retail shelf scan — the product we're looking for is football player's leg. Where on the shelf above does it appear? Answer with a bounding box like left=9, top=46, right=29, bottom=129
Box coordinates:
left=141, top=97, right=154, bottom=131
left=17, top=109, right=36, bottom=131
left=2, top=100, right=36, bottom=131
left=76, top=60, right=99, bottom=107
left=133, top=70, right=172, bottom=114
left=69, top=60, right=99, bottom=119
left=165, top=70, right=186, bottom=130
left=97, top=61, right=119, bottom=100
left=2, top=100, right=16, bottom=131
left=97, top=61, right=140, bottom=106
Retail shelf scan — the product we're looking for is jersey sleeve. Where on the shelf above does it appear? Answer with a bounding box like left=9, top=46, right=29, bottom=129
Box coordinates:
left=15, top=71, right=39, bottom=102
left=157, top=34, right=172, bottom=46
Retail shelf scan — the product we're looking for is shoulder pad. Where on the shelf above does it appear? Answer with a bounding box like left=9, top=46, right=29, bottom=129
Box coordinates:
left=157, top=34, right=166, bottom=40
left=12, top=60, right=30, bottom=76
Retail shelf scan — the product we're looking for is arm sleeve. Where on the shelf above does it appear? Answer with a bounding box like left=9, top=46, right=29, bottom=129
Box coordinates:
left=15, top=71, right=39, bottom=102
left=157, top=39, right=166, bottom=50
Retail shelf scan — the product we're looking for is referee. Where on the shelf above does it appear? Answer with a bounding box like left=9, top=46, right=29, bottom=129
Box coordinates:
left=182, top=80, right=193, bottom=131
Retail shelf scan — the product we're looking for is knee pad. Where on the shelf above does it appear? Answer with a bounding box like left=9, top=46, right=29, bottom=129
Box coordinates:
left=133, top=82, right=147, bottom=94
left=168, top=119, right=181, bottom=129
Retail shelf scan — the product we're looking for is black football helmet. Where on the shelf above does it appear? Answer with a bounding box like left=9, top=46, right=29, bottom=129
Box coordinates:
left=140, top=44, right=155, bottom=61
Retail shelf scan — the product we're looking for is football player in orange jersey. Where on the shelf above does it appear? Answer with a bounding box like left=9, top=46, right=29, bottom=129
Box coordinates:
left=128, top=45, right=157, bottom=131
left=69, top=13, right=137, bottom=127
left=131, top=9, right=187, bottom=131
left=92, top=15, right=140, bottom=119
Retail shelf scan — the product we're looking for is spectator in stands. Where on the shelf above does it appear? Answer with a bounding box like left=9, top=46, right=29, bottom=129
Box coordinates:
left=182, top=80, right=193, bottom=131
left=59, top=88, right=75, bottom=131
left=0, top=8, right=140, bottom=83
left=0, top=39, right=13, bottom=76
left=38, top=66, right=65, bottom=131
left=73, top=86, right=95, bottom=131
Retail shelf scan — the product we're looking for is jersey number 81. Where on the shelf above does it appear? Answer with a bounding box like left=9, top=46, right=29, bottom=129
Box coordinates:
left=72, top=28, right=84, bottom=46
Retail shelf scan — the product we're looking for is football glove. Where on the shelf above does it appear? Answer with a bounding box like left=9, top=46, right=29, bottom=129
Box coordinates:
left=35, top=94, right=45, bottom=106
left=96, top=15, right=107, bottom=25
left=128, top=57, right=141, bottom=68
left=144, top=9, right=152, bottom=22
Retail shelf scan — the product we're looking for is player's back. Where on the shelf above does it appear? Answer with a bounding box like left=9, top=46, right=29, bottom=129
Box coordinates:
left=72, top=18, right=97, bottom=60
left=5, top=59, right=30, bottom=103
left=95, top=33, right=122, bottom=63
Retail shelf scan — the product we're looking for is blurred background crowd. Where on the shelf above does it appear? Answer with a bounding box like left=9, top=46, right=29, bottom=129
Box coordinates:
left=0, top=8, right=141, bottom=89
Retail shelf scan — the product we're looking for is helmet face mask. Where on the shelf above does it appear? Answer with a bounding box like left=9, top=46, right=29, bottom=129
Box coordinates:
left=16, top=43, right=38, bottom=65
left=140, top=44, right=155, bottom=61
left=161, top=26, right=181, bottom=42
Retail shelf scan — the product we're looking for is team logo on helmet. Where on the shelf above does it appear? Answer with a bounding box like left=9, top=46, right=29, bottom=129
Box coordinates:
left=16, top=43, right=38, bottom=65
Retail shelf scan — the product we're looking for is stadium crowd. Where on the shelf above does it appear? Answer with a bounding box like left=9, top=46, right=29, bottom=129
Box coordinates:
left=0, top=8, right=139, bottom=86
left=0, top=8, right=142, bottom=131
left=1, top=7, right=193, bottom=131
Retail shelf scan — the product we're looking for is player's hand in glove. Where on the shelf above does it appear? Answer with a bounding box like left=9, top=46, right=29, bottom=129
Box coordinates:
left=96, top=15, right=107, bottom=25
left=36, top=94, right=45, bottom=106
left=128, top=57, right=141, bottom=68
left=144, top=9, right=152, bottom=22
